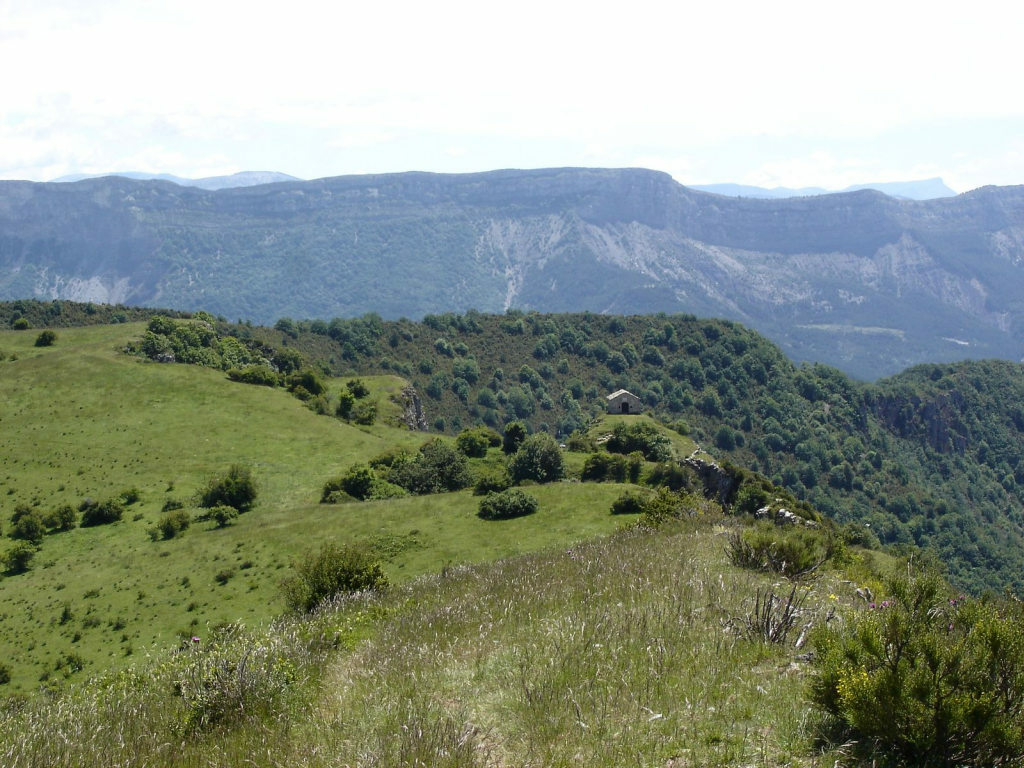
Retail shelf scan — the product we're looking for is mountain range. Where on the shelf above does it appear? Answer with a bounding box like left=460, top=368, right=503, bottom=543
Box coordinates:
left=690, top=177, right=957, bottom=200
left=2, top=167, right=1022, bottom=379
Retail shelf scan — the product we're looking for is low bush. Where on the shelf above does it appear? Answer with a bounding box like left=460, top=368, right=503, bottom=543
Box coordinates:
left=473, top=470, right=510, bottom=496
left=155, top=509, right=191, bottom=540
left=727, top=523, right=831, bottom=578
left=199, top=465, right=256, bottom=513
left=209, top=505, right=238, bottom=528
left=455, top=427, right=491, bottom=458
left=610, top=490, right=649, bottom=515
left=43, top=504, right=77, bottom=532
left=605, top=421, right=672, bottom=462
left=350, top=400, right=377, bottom=426
left=3, top=541, right=36, bottom=574
left=10, top=510, right=45, bottom=544
left=80, top=497, right=125, bottom=527
left=281, top=543, right=389, bottom=612
left=811, top=571, right=1024, bottom=766
left=34, top=330, right=56, bottom=347
left=227, top=364, right=281, bottom=387
left=477, top=488, right=539, bottom=520
left=176, top=622, right=303, bottom=731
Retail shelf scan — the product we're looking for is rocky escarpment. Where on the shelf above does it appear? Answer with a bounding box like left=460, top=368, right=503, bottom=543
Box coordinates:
left=2, top=170, right=1024, bottom=379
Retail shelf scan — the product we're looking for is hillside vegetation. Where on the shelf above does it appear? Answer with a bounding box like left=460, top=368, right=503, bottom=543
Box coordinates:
left=0, top=321, right=630, bottom=690
left=221, top=309, right=1024, bottom=595
left=4, top=304, right=1024, bottom=766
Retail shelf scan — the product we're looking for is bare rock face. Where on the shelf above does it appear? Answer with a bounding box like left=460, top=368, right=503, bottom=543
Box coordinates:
left=398, top=386, right=427, bottom=431
left=682, top=455, right=742, bottom=507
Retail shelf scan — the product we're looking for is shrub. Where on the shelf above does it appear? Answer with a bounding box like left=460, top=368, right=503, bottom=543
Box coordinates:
left=508, top=433, right=564, bottom=485
left=156, top=509, right=191, bottom=540
left=176, top=623, right=302, bottom=731
left=727, top=523, right=831, bottom=578
left=0, top=662, right=10, bottom=684
left=210, top=505, right=238, bottom=528
left=34, top=329, right=56, bottom=347
left=3, top=541, right=36, bottom=574
left=350, top=400, right=377, bottom=426
left=227, top=364, right=281, bottom=387
left=473, top=470, right=511, bottom=496
left=11, top=317, right=29, bottom=330
left=199, top=464, right=257, bottom=513
left=456, top=427, right=491, bottom=458
left=281, top=543, right=389, bottom=612
left=565, top=430, right=597, bottom=452
left=346, top=378, right=370, bottom=398
left=811, top=572, right=1024, bottom=766
left=610, top=490, right=649, bottom=515
left=605, top=421, right=673, bottom=462
left=80, top=497, right=125, bottom=527
left=581, top=452, right=627, bottom=482
left=43, top=503, right=77, bottom=531
left=336, top=390, right=355, bottom=419
left=10, top=510, right=45, bottom=544
left=477, top=488, right=539, bottom=520
left=388, top=439, right=471, bottom=495
left=329, top=464, right=376, bottom=501
left=639, top=489, right=722, bottom=526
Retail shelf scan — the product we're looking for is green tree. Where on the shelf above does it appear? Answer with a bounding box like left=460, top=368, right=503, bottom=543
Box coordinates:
left=389, top=439, right=471, bottom=495
left=508, top=433, right=564, bottom=484
left=502, top=421, right=528, bottom=454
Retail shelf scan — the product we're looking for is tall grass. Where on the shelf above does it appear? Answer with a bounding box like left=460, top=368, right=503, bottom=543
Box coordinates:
left=1, top=517, right=852, bottom=766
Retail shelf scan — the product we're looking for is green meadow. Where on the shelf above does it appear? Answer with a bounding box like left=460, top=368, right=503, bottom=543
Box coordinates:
left=0, top=324, right=628, bottom=690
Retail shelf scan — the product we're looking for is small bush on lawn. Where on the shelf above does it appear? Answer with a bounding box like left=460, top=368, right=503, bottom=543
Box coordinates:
left=155, top=509, right=191, bottom=540
left=281, top=543, right=389, bottom=612
left=811, top=571, right=1024, bottom=767
left=3, top=541, right=36, bottom=574
left=199, top=464, right=256, bottom=513
left=477, top=488, right=539, bottom=520
left=34, top=329, right=57, bottom=347
left=610, top=490, right=649, bottom=515
left=80, top=497, right=125, bottom=527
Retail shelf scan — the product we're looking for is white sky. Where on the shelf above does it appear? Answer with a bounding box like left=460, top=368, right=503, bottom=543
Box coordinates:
left=2, top=0, right=1022, bottom=192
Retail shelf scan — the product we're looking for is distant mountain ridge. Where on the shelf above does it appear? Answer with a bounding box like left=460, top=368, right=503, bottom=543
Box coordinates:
left=49, top=170, right=301, bottom=190
left=1, top=167, right=1023, bottom=379
left=691, top=177, right=957, bottom=200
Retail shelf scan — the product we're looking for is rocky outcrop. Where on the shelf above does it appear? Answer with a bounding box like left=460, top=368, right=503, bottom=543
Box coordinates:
left=397, top=386, right=428, bottom=432
left=683, top=454, right=742, bottom=507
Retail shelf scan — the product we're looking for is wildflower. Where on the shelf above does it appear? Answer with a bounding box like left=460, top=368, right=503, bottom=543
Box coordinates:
left=828, top=594, right=839, bottom=601
left=191, top=636, right=201, bottom=644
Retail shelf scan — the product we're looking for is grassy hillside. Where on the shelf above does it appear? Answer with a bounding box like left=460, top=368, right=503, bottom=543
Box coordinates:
left=1, top=515, right=876, bottom=767
left=0, top=323, right=629, bottom=691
